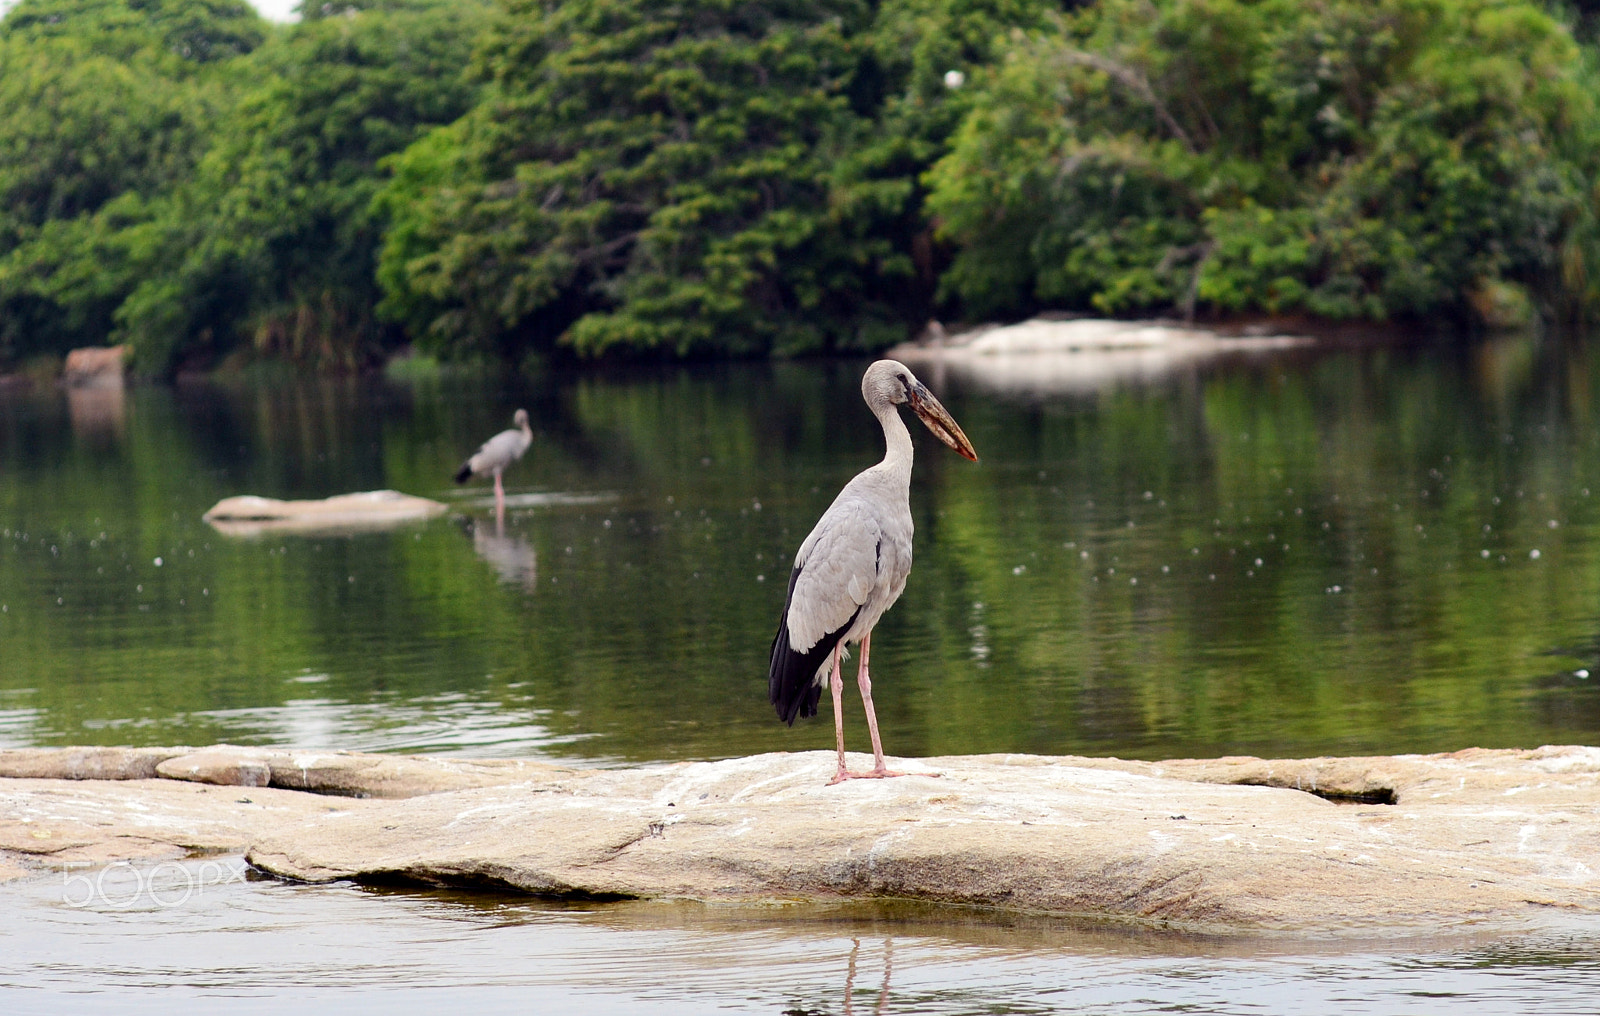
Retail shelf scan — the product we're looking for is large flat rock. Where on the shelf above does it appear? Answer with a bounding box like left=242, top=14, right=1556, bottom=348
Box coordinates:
left=202, top=490, right=447, bottom=536
left=3, top=745, right=1598, bottom=934
left=63, top=345, right=129, bottom=388
left=0, top=777, right=349, bottom=871
left=891, top=318, right=1311, bottom=395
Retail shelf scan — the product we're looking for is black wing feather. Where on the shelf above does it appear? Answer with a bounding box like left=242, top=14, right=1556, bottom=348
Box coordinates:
left=768, top=563, right=860, bottom=726
left=453, top=461, right=473, bottom=484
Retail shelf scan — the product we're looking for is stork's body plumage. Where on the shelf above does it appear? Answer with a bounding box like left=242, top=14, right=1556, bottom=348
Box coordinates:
left=768, top=441, right=915, bottom=725
left=768, top=360, right=978, bottom=785
left=454, top=409, right=533, bottom=515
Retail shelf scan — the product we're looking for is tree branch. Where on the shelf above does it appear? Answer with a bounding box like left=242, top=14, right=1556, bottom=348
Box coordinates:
left=1057, top=49, right=1196, bottom=154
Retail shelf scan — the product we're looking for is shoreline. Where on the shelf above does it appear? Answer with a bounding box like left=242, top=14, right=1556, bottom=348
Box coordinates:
left=0, top=314, right=1452, bottom=388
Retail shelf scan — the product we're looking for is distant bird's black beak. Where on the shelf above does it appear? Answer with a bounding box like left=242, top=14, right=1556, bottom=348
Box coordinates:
left=909, top=382, right=978, bottom=462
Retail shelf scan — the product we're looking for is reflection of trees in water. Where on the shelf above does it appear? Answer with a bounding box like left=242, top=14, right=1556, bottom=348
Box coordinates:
left=1532, top=637, right=1600, bottom=731
left=66, top=384, right=126, bottom=444
left=469, top=516, right=537, bottom=591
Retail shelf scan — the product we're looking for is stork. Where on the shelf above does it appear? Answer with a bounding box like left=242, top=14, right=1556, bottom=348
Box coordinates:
left=768, top=360, right=978, bottom=785
left=454, top=409, right=533, bottom=517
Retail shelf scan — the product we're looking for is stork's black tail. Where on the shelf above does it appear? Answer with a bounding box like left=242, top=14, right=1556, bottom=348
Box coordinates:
left=768, top=564, right=858, bottom=725
left=453, top=462, right=473, bottom=484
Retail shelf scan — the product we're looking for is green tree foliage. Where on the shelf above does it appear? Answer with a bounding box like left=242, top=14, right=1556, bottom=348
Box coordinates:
left=0, top=0, right=255, bottom=363
left=1, top=0, right=265, bottom=63
left=6, top=0, right=1600, bottom=370
left=119, top=0, right=492, bottom=370
left=824, top=0, right=1065, bottom=345
left=378, top=0, right=880, bottom=359
left=376, top=0, right=1069, bottom=360
left=0, top=0, right=484, bottom=371
left=927, top=0, right=1600, bottom=325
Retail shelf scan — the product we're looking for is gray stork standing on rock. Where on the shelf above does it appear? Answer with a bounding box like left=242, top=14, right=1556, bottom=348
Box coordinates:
left=768, top=360, right=979, bottom=785
left=454, top=408, right=533, bottom=515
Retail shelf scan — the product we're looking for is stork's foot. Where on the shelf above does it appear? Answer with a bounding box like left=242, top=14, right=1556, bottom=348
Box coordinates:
left=827, top=766, right=938, bottom=785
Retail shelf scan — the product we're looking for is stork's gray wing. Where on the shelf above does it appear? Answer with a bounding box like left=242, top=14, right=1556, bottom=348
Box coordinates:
left=785, top=500, right=883, bottom=653
left=469, top=429, right=529, bottom=473
left=767, top=495, right=884, bottom=724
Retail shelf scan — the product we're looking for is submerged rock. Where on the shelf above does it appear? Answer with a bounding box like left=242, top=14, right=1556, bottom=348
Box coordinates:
left=3, top=745, right=1598, bottom=934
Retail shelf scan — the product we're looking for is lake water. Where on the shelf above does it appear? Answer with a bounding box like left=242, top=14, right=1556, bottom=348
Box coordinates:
left=2, top=858, right=1600, bottom=1013
left=3, top=339, right=1599, bottom=762
left=3, top=335, right=1600, bottom=1009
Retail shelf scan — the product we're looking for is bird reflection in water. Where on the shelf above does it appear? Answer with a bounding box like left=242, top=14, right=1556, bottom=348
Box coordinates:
left=843, top=937, right=893, bottom=1016
left=781, top=937, right=893, bottom=1016
left=468, top=513, right=538, bottom=591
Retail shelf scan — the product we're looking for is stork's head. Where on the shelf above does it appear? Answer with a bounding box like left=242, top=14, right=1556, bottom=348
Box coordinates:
left=864, top=360, right=978, bottom=462
left=513, top=409, right=530, bottom=429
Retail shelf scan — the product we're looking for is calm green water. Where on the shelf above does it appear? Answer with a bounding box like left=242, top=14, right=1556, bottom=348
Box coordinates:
left=2, top=338, right=1599, bottom=763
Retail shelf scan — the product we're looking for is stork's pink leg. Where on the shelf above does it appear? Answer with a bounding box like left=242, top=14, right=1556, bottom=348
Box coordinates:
left=827, top=642, right=849, bottom=785
left=854, top=634, right=904, bottom=779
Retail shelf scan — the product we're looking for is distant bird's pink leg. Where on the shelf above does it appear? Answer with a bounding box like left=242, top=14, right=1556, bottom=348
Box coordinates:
left=493, top=470, right=506, bottom=515
left=854, top=634, right=904, bottom=779
left=827, top=643, right=849, bottom=785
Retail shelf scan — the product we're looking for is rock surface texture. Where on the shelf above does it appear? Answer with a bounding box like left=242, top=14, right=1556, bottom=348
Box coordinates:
left=2, top=745, right=1597, bottom=934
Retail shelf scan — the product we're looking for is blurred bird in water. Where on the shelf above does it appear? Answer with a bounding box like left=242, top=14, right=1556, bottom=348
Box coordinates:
left=455, top=408, right=533, bottom=517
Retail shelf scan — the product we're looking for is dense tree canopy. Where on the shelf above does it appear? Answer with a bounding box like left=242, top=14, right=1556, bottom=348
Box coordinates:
left=2, top=0, right=265, bottom=62
left=120, top=0, right=492, bottom=369
left=376, top=0, right=1063, bottom=359
left=2, top=0, right=1599, bottom=371
left=927, top=0, right=1600, bottom=326
left=0, top=0, right=241, bottom=361
left=0, top=0, right=485, bottom=370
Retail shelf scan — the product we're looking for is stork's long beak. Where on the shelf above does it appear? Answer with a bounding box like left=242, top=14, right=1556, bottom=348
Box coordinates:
left=909, top=383, right=979, bottom=462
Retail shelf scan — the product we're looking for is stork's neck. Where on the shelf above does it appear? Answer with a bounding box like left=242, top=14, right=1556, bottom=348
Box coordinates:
left=874, top=401, right=915, bottom=478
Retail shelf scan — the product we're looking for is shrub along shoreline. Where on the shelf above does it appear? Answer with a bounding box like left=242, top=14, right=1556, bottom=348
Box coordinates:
left=3, top=0, right=1599, bottom=375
